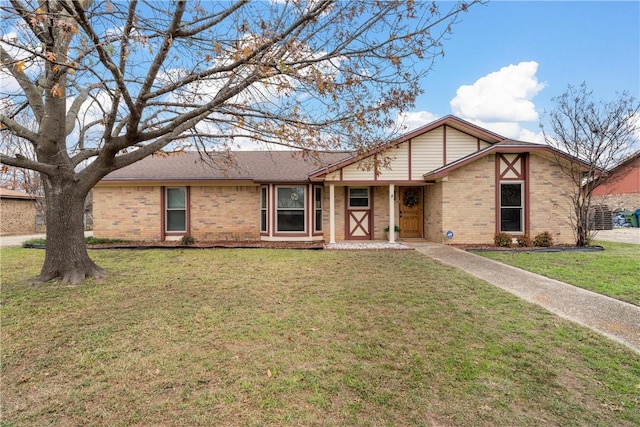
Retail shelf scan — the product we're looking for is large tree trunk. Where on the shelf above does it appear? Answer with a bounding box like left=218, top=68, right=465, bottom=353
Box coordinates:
left=35, top=178, right=105, bottom=285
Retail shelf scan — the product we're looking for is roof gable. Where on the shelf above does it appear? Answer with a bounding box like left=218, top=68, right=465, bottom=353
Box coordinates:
left=423, top=140, right=592, bottom=180
left=310, top=115, right=506, bottom=180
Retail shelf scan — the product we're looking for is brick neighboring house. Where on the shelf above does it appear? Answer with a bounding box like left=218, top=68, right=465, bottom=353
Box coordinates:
left=0, top=188, right=40, bottom=235
left=94, top=116, right=581, bottom=245
left=592, top=151, right=640, bottom=211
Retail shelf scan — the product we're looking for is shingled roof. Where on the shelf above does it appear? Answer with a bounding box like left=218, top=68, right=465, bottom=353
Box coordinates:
left=101, top=151, right=352, bottom=183
left=0, top=188, right=38, bottom=199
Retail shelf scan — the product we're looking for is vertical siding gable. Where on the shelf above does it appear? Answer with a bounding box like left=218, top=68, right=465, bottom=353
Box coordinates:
left=321, top=121, right=499, bottom=182
left=378, top=143, right=410, bottom=180
left=446, top=127, right=482, bottom=164
left=341, top=159, right=376, bottom=180
left=325, top=171, right=341, bottom=181
left=410, top=126, right=445, bottom=178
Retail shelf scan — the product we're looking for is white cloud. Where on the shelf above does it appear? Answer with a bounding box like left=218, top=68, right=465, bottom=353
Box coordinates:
left=465, top=119, right=544, bottom=143
left=447, top=61, right=547, bottom=142
left=450, top=61, right=545, bottom=123
left=395, top=110, right=438, bottom=133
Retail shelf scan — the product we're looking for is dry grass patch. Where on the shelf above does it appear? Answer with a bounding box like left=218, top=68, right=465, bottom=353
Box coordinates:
left=2, top=248, right=639, bottom=426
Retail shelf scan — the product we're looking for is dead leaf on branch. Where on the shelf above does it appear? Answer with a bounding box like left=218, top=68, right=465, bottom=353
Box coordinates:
left=15, top=61, right=26, bottom=73
left=50, top=83, right=64, bottom=98
left=35, top=8, right=46, bottom=23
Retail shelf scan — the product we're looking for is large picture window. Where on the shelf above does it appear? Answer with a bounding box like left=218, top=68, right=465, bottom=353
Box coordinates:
left=500, top=183, right=523, bottom=232
left=166, top=187, right=186, bottom=232
left=260, top=186, right=268, bottom=233
left=277, top=186, right=305, bottom=232
left=349, top=187, right=369, bottom=208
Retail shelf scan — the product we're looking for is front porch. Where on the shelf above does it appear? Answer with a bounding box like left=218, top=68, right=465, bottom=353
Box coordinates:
left=325, top=183, right=429, bottom=244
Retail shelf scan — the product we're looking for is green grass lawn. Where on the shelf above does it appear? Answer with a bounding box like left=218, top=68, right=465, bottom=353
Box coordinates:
left=2, top=248, right=639, bottom=426
left=476, top=241, right=640, bottom=306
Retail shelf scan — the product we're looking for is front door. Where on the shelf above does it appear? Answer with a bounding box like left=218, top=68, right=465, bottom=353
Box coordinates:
left=399, top=187, right=423, bottom=238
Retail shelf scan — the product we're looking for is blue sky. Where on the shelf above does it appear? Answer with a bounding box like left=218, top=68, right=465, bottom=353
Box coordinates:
left=400, top=1, right=640, bottom=142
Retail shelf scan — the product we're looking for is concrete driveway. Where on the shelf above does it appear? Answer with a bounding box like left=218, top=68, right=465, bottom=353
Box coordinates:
left=0, top=232, right=93, bottom=248
left=592, top=228, right=640, bottom=244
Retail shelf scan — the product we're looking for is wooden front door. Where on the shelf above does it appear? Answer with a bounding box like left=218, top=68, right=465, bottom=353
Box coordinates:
left=399, top=187, right=423, bottom=238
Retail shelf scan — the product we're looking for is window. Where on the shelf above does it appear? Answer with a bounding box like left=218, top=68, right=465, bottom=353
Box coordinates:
left=500, top=183, right=523, bottom=232
left=166, top=187, right=186, bottom=232
left=349, top=187, right=369, bottom=208
left=277, top=186, right=305, bottom=232
left=260, top=186, right=268, bottom=233
left=314, top=186, right=323, bottom=232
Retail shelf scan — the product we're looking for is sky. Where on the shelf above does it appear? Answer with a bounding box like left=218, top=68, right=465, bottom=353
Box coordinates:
left=399, top=0, right=640, bottom=143
left=1, top=1, right=637, bottom=150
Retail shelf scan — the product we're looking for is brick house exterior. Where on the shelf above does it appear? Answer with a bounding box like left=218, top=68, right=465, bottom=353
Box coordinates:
left=592, top=151, right=640, bottom=211
left=94, top=116, right=580, bottom=245
left=0, top=188, right=39, bottom=235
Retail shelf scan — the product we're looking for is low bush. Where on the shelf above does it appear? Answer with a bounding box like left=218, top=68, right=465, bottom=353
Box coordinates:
left=494, top=232, right=512, bottom=247
left=85, top=237, right=126, bottom=245
left=533, top=231, right=554, bottom=247
left=181, top=235, right=196, bottom=245
left=516, top=234, right=533, bottom=247
left=21, top=238, right=46, bottom=248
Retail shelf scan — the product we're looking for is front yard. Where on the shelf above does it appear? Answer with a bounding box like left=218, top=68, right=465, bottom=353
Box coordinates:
left=476, top=241, right=640, bottom=306
left=1, top=248, right=639, bottom=426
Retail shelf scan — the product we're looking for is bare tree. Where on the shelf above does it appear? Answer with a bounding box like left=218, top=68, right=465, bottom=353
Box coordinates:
left=541, top=83, right=640, bottom=246
left=0, top=0, right=482, bottom=284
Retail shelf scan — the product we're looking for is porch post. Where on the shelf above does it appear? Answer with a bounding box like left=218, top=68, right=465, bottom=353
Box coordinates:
left=389, top=184, right=395, bottom=243
left=329, top=184, right=336, bottom=244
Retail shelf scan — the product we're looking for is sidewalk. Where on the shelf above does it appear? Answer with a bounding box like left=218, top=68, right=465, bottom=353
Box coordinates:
left=405, top=242, right=640, bottom=355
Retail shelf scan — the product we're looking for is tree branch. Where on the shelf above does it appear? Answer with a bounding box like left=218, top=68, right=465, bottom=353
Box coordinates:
left=0, top=152, right=56, bottom=175
left=0, top=45, right=45, bottom=122
left=0, top=114, right=39, bottom=143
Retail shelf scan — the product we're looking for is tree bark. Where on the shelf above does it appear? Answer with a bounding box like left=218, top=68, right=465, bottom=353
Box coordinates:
left=35, top=176, right=105, bottom=285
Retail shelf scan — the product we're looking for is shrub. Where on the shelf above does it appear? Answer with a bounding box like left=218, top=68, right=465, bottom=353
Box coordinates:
left=181, top=235, right=195, bottom=245
left=22, top=238, right=47, bottom=248
left=494, top=232, right=512, bottom=247
left=516, top=234, right=533, bottom=247
left=533, top=231, right=554, bottom=247
left=85, top=237, right=126, bottom=245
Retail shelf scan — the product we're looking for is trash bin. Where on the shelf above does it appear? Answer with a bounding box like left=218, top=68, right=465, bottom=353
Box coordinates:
left=623, top=210, right=639, bottom=227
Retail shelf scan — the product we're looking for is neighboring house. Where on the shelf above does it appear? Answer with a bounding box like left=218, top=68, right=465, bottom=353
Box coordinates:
left=94, top=116, right=580, bottom=245
left=0, top=188, right=39, bottom=235
left=592, top=151, right=640, bottom=211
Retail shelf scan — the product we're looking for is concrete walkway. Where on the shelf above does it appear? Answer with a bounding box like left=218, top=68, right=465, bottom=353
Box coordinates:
left=405, top=242, right=640, bottom=355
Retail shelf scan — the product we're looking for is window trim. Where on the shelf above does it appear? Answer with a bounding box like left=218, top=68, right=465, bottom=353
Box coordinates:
left=348, top=187, right=370, bottom=209
left=499, top=181, right=524, bottom=233
left=275, top=185, right=306, bottom=234
left=313, top=185, right=323, bottom=233
left=164, top=186, right=189, bottom=234
left=260, top=186, right=268, bottom=234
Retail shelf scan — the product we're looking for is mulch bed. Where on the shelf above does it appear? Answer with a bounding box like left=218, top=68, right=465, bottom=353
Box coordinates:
left=455, top=244, right=604, bottom=253
left=86, top=240, right=325, bottom=250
